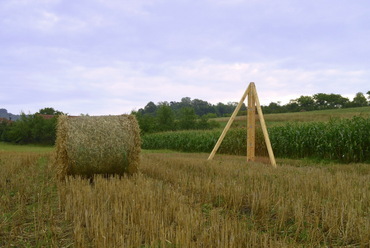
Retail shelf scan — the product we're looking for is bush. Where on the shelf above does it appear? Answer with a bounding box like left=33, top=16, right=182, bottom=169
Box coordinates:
left=6, top=113, right=57, bottom=145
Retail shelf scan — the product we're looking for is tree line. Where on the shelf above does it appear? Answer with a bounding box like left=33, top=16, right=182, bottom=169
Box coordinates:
left=0, top=108, right=63, bottom=145
left=131, top=97, right=249, bottom=133
left=132, top=92, right=370, bottom=133
left=262, top=92, right=370, bottom=114
left=1, top=91, right=369, bottom=144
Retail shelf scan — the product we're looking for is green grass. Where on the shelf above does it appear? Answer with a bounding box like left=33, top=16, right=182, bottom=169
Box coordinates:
left=0, top=142, right=54, bottom=153
left=215, top=106, right=370, bottom=128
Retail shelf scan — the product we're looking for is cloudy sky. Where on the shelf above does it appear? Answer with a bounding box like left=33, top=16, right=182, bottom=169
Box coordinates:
left=1, top=0, right=369, bottom=115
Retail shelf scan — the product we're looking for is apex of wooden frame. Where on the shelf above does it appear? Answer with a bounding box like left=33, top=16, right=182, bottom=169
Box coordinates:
left=207, top=82, right=277, bottom=168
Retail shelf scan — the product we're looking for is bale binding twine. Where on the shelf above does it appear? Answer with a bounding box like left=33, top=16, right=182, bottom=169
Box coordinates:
left=55, top=115, right=141, bottom=179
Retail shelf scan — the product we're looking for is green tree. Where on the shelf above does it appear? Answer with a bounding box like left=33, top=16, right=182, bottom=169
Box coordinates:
left=296, top=96, right=315, bottom=111
left=132, top=111, right=157, bottom=134
left=191, top=99, right=215, bottom=116
left=0, top=119, right=12, bottom=142
left=8, top=112, right=57, bottom=144
left=352, top=92, right=368, bottom=107
left=143, top=102, right=157, bottom=115
left=285, top=101, right=300, bottom=112
left=262, top=102, right=283, bottom=114
left=179, top=107, right=197, bottom=130
left=37, top=107, right=64, bottom=115
left=157, top=104, right=175, bottom=131
left=313, top=93, right=349, bottom=109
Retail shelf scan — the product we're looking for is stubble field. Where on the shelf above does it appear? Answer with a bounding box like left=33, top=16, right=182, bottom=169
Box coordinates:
left=1, top=146, right=369, bottom=247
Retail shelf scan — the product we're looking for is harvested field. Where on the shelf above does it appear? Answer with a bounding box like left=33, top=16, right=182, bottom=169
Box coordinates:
left=1, top=146, right=369, bottom=247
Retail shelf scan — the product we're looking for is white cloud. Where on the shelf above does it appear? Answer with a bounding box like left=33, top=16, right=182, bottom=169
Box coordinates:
left=1, top=0, right=369, bottom=116
left=2, top=55, right=369, bottom=116
left=16, top=59, right=364, bottom=115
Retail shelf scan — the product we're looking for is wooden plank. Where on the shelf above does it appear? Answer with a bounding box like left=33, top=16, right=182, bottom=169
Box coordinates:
left=208, top=84, right=251, bottom=160
left=247, top=88, right=255, bottom=162
left=252, top=84, right=277, bottom=167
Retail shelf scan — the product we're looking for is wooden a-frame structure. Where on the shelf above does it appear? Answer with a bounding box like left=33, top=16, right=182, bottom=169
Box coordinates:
left=208, top=82, right=277, bottom=167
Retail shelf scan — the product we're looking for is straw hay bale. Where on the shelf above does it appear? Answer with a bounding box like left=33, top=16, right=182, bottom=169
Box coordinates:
left=55, top=115, right=141, bottom=179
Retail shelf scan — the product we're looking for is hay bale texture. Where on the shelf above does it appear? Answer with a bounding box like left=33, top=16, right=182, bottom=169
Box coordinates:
left=55, top=115, right=141, bottom=179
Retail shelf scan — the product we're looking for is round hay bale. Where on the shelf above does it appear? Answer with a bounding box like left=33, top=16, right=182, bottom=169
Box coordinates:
left=55, top=115, right=141, bottom=179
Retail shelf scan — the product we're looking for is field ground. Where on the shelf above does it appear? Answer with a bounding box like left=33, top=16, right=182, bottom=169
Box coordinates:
left=0, top=142, right=54, bottom=153
left=215, top=106, right=370, bottom=128
left=1, top=143, right=369, bottom=247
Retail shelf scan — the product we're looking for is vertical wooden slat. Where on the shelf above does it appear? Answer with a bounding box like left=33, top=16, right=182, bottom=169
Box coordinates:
left=207, top=84, right=251, bottom=160
left=247, top=84, right=256, bottom=162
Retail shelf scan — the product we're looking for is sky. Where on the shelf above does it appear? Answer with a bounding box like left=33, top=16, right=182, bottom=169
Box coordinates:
left=1, top=0, right=369, bottom=115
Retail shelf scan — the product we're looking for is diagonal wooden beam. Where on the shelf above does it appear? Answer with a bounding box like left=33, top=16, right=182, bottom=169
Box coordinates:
left=207, top=84, right=251, bottom=160
left=251, top=83, right=277, bottom=167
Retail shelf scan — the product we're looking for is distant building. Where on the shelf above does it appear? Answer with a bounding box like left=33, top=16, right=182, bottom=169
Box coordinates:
left=37, top=114, right=78, bottom=120
left=37, top=114, right=56, bottom=120
left=0, top=117, right=12, bottom=123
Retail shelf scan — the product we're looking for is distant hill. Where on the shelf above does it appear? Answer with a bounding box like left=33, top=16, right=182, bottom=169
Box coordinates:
left=0, top=109, right=21, bottom=121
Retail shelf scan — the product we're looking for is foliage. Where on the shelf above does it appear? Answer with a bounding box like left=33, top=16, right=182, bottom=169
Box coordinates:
left=0, top=119, right=12, bottom=142
left=262, top=92, right=369, bottom=114
left=138, top=92, right=370, bottom=119
left=178, top=107, right=197, bottom=130
left=156, top=104, right=175, bottom=131
left=132, top=106, right=220, bottom=134
left=142, top=128, right=266, bottom=155
left=7, top=113, right=57, bottom=145
left=37, top=107, right=65, bottom=115
left=0, top=107, right=64, bottom=145
left=269, top=116, right=370, bottom=162
left=137, top=97, right=245, bottom=118
left=351, top=92, right=368, bottom=107
left=142, top=116, right=370, bottom=163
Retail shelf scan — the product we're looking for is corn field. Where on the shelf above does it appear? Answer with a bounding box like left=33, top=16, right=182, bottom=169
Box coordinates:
left=142, top=116, right=370, bottom=163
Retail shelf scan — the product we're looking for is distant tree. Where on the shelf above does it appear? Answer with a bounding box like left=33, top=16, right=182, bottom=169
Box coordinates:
left=181, top=97, right=192, bottom=107
left=178, top=107, right=197, bottom=130
left=313, top=93, right=349, bottom=109
left=262, top=102, right=283, bottom=114
left=37, top=107, right=64, bottom=115
left=132, top=111, right=157, bottom=134
left=296, top=96, right=315, bottom=111
left=7, top=113, right=56, bottom=144
left=156, top=104, right=175, bottom=131
left=285, top=101, right=300, bottom=112
left=215, top=102, right=228, bottom=116
left=0, top=119, right=12, bottom=142
left=352, top=92, right=368, bottom=107
left=191, top=99, right=215, bottom=116
left=143, top=101, right=157, bottom=115
left=196, top=115, right=209, bottom=129
left=367, top=91, right=370, bottom=102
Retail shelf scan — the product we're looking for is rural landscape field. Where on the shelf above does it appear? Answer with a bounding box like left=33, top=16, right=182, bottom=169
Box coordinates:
left=1, top=108, right=369, bottom=247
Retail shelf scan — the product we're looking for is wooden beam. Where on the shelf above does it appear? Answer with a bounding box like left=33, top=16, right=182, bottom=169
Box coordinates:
left=247, top=87, right=255, bottom=162
left=207, top=84, right=251, bottom=160
left=252, top=84, right=277, bottom=167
